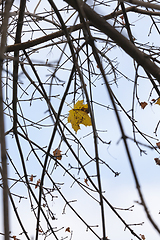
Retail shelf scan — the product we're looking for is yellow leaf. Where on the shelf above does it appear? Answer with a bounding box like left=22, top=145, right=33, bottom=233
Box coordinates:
left=68, top=100, right=92, bottom=133
left=155, top=98, right=160, bottom=105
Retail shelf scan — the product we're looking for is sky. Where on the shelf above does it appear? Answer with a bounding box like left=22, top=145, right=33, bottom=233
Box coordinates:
left=1, top=1, right=160, bottom=240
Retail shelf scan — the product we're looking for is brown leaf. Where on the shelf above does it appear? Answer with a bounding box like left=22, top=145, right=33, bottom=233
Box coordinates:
left=119, top=15, right=125, bottom=24
left=35, top=179, right=40, bottom=189
left=140, top=102, right=148, bottom=109
left=65, top=227, right=70, bottom=232
left=53, top=148, right=62, bottom=160
left=140, top=234, right=145, bottom=240
left=120, top=15, right=124, bottom=20
left=154, top=158, right=160, bottom=166
left=29, top=174, right=33, bottom=182
left=13, top=236, right=17, bottom=240
left=84, top=178, right=89, bottom=186
left=156, top=142, right=160, bottom=149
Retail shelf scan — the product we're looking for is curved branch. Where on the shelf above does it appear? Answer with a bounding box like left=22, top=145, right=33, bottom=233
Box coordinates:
left=64, top=0, right=160, bottom=84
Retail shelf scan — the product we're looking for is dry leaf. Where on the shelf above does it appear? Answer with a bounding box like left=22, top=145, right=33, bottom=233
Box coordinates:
left=154, top=158, right=160, bottom=166
left=68, top=100, right=92, bottom=133
left=13, top=236, right=17, bottom=240
left=35, top=179, right=40, bottom=189
left=65, top=227, right=70, bottom=232
left=119, top=15, right=125, bottom=24
left=156, top=142, right=160, bottom=149
left=155, top=98, right=160, bottom=105
left=84, top=178, right=89, bottom=186
left=29, top=174, right=33, bottom=182
left=53, top=148, right=62, bottom=160
left=140, top=102, right=148, bottom=109
left=120, top=15, right=124, bottom=20
left=140, top=234, right=145, bottom=240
